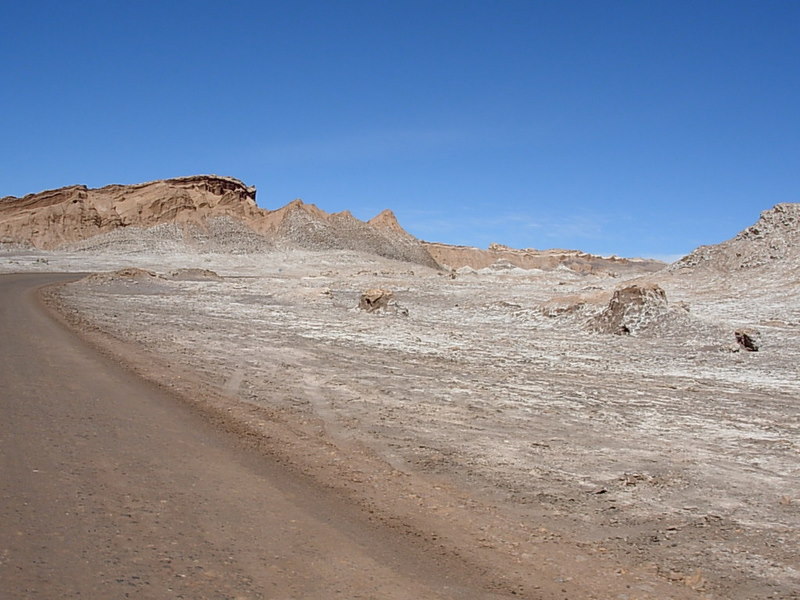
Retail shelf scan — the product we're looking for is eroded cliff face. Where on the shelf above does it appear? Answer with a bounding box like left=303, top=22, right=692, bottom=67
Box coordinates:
left=0, top=176, right=259, bottom=249
left=0, top=176, right=441, bottom=268
left=423, top=241, right=665, bottom=275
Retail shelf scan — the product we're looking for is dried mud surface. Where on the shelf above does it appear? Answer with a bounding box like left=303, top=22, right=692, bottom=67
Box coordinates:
left=6, top=246, right=799, bottom=600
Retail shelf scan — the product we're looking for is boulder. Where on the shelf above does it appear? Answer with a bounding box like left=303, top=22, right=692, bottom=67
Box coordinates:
left=358, top=289, right=407, bottom=316
left=734, top=328, right=761, bottom=351
left=359, top=289, right=394, bottom=312
left=591, top=283, right=669, bottom=335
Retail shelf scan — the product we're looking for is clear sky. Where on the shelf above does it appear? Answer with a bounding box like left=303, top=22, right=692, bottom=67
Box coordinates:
left=2, top=1, right=798, bottom=260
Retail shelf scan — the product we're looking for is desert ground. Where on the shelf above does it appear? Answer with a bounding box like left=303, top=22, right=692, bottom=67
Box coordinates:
left=5, top=273, right=516, bottom=600
left=2, top=240, right=797, bottom=599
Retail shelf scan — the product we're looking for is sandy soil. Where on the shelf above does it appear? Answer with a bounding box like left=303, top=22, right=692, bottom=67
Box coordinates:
left=4, top=246, right=798, bottom=599
left=3, top=273, right=520, bottom=600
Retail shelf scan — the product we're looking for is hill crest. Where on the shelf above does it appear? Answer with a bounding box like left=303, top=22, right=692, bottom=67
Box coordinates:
left=673, top=203, right=799, bottom=274
left=0, top=175, right=440, bottom=268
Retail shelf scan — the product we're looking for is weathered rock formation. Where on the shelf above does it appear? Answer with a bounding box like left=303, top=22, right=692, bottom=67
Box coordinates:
left=584, top=282, right=745, bottom=347
left=358, top=289, right=407, bottom=316
left=359, top=289, right=395, bottom=312
left=0, top=176, right=260, bottom=249
left=591, top=284, right=671, bottom=335
left=734, top=328, right=761, bottom=352
left=258, top=200, right=438, bottom=268
left=673, top=203, right=799, bottom=275
left=0, top=175, right=439, bottom=268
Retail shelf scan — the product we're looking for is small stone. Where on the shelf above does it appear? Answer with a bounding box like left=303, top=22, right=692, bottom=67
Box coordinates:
left=734, top=328, right=761, bottom=351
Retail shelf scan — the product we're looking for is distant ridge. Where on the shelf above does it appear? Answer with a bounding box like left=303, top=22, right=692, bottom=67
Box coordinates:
left=423, top=241, right=665, bottom=276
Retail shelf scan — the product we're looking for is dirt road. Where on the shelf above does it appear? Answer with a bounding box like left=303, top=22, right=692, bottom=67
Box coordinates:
left=0, top=273, right=501, bottom=599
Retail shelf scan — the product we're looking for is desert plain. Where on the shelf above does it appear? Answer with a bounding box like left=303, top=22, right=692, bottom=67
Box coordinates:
left=1, top=176, right=798, bottom=599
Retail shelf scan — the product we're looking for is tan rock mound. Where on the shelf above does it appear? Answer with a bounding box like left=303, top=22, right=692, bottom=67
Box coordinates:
left=359, top=289, right=393, bottom=312
left=586, top=283, right=751, bottom=348
left=358, top=289, right=408, bottom=316
left=591, top=284, right=670, bottom=335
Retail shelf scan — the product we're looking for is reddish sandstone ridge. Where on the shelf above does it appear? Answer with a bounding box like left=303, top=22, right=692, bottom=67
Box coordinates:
left=0, top=176, right=440, bottom=268
left=0, top=176, right=260, bottom=249
left=368, top=209, right=407, bottom=234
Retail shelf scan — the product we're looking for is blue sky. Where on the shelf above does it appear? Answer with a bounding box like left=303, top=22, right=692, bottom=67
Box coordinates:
left=2, top=1, right=798, bottom=260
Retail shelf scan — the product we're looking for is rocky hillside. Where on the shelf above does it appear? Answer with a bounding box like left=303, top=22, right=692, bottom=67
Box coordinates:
left=644, top=202, right=800, bottom=327
left=258, top=201, right=438, bottom=267
left=673, top=203, right=799, bottom=276
left=0, top=176, right=439, bottom=268
left=424, top=241, right=665, bottom=276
